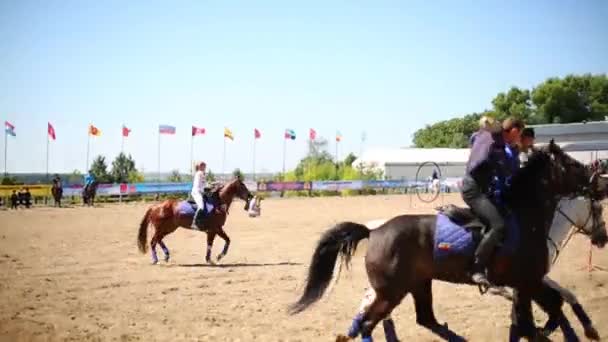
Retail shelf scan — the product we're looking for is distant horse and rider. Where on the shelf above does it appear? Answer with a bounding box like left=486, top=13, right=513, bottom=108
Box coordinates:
left=82, top=172, right=98, bottom=207
left=290, top=133, right=606, bottom=341
left=137, top=161, right=261, bottom=264
left=51, top=175, right=63, bottom=207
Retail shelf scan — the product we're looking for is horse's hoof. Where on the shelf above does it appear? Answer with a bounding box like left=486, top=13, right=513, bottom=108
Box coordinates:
left=584, top=325, right=600, bottom=340
left=335, top=334, right=352, bottom=342
left=217, top=253, right=225, bottom=262
left=151, top=260, right=159, bottom=265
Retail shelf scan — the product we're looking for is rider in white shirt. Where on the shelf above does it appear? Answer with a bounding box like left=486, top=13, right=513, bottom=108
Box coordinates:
left=191, top=161, right=208, bottom=230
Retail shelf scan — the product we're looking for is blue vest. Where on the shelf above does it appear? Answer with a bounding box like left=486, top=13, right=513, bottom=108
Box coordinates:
left=491, top=144, right=519, bottom=205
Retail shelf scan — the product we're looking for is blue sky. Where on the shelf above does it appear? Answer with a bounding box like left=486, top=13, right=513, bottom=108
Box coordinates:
left=1, top=0, right=606, bottom=174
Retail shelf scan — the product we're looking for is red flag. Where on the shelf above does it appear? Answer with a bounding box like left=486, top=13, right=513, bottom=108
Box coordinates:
left=309, top=128, right=316, bottom=140
left=254, top=128, right=261, bottom=139
left=48, top=122, right=56, bottom=140
left=192, top=126, right=206, bottom=136
left=122, top=125, right=131, bottom=137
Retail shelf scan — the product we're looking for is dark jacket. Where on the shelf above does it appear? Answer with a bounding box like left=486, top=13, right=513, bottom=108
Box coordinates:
left=466, top=130, right=519, bottom=192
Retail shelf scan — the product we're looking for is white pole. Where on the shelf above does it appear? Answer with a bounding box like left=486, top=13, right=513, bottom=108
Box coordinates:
left=4, top=128, right=7, bottom=176
left=85, top=131, right=90, bottom=172
left=282, top=137, right=286, bottom=179
left=222, top=138, right=226, bottom=180
left=252, top=137, right=257, bottom=181
left=46, top=134, right=50, bottom=180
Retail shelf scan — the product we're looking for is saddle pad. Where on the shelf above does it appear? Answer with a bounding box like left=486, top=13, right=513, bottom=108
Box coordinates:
left=177, top=201, right=215, bottom=216
left=434, top=213, right=520, bottom=260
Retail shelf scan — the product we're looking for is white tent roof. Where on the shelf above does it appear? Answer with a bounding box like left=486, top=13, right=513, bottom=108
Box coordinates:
left=530, top=121, right=608, bottom=136
left=535, top=140, right=608, bottom=152
left=354, top=147, right=470, bottom=167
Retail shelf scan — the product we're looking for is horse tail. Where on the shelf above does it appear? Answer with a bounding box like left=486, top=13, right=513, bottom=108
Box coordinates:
left=289, top=221, right=370, bottom=315
left=137, top=207, right=153, bottom=254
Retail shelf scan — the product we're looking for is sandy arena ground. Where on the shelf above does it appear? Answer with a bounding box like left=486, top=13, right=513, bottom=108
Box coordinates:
left=1, top=194, right=608, bottom=341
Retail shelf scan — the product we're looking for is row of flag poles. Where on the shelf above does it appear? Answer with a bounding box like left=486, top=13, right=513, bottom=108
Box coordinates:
left=3, top=121, right=362, bottom=180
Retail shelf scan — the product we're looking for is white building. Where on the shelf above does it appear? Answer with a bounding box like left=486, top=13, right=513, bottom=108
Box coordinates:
left=531, top=121, right=608, bottom=164
left=353, top=147, right=470, bottom=180
left=530, top=121, right=608, bottom=144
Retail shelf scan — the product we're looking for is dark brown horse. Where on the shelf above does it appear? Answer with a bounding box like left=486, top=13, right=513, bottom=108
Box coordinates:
left=290, top=142, right=600, bottom=341
left=51, top=180, right=63, bottom=207
left=137, top=178, right=255, bottom=264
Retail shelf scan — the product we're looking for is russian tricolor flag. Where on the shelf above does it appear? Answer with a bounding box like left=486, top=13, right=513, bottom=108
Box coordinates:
left=5, top=121, right=15, bottom=137
left=159, top=125, right=176, bottom=135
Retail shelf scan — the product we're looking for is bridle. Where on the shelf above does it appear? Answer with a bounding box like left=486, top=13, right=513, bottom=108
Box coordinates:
left=548, top=172, right=604, bottom=265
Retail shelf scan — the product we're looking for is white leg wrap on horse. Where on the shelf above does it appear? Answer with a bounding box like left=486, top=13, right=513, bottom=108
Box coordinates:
left=358, top=287, right=393, bottom=319
left=544, top=276, right=578, bottom=304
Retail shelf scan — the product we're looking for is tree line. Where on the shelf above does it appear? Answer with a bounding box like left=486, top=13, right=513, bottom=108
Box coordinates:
left=412, top=73, right=608, bottom=148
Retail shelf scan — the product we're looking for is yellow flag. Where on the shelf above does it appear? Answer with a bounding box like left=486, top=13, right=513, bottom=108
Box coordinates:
left=224, top=127, right=234, bottom=140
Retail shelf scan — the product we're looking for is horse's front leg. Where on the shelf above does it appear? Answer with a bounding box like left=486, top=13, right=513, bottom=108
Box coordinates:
left=542, top=276, right=596, bottom=340
left=510, top=288, right=538, bottom=341
left=216, top=228, right=231, bottom=262
left=206, top=232, right=216, bottom=264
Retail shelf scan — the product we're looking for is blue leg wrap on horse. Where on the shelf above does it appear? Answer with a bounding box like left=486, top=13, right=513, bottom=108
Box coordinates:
left=347, top=313, right=363, bottom=338
left=558, top=314, right=580, bottom=342
left=159, top=242, right=169, bottom=256
left=571, top=303, right=592, bottom=327
left=151, top=249, right=159, bottom=263
left=543, top=316, right=559, bottom=335
left=361, top=335, right=373, bottom=342
left=382, top=319, right=398, bottom=342
left=508, top=324, right=520, bottom=342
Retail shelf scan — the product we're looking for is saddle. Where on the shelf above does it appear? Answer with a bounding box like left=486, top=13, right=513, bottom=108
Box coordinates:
left=435, top=204, right=486, bottom=232
left=187, top=187, right=223, bottom=210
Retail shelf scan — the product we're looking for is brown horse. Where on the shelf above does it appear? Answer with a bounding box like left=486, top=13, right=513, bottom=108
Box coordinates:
left=290, top=142, right=602, bottom=341
left=137, top=178, right=256, bottom=264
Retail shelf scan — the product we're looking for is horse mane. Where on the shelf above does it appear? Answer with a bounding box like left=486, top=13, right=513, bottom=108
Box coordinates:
left=505, top=148, right=552, bottom=206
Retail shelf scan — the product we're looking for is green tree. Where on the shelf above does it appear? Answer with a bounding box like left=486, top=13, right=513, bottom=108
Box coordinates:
left=90, top=156, right=112, bottom=183
left=532, top=74, right=608, bottom=123
left=168, top=169, right=182, bottom=182
left=206, top=169, right=216, bottom=183
left=1, top=176, right=17, bottom=185
left=412, top=112, right=484, bottom=148
left=68, top=169, right=82, bottom=184
left=127, top=170, right=145, bottom=183
left=343, top=153, right=357, bottom=167
left=110, top=152, right=137, bottom=183
left=491, top=87, right=533, bottom=122
left=232, top=168, right=244, bottom=181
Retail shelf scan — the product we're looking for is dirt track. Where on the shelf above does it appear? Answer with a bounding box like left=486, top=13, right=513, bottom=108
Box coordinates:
left=1, top=194, right=607, bottom=341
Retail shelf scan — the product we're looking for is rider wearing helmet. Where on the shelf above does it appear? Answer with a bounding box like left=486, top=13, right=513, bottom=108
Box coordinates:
left=191, top=161, right=209, bottom=231
left=462, top=117, right=524, bottom=288
left=84, top=172, right=95, bottom=193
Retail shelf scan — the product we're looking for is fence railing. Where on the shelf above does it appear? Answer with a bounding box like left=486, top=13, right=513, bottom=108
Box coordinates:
left=1, top=178, right=463, bottom=198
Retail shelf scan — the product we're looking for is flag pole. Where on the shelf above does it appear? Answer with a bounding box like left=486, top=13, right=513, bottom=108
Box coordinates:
left=222, top=138, right=226, bottom=180
left=85, top=129, right=90, bottom=173
left=4, top=127, right=7, bottom=177
left=121, top=128, right=125, bottom=155
left=335, top=138, right=339, bottom=178
left=46, top=133, right=50, bottom=181
left=190, top=134, right=194, bottom=176
left=252, top=135, right=257, bottom=181
left=157, top=131, right=161, bottom=182
left=282, top=137, right=286, bottom=179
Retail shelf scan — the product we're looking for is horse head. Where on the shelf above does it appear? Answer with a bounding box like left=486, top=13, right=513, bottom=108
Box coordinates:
left=518, top=140, right=591, bottom=199
left=220, top=178, right=253, bottom=210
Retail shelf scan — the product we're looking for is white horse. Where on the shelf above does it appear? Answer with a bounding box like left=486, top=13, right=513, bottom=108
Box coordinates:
left=353, top=197, right=606, bottom=341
